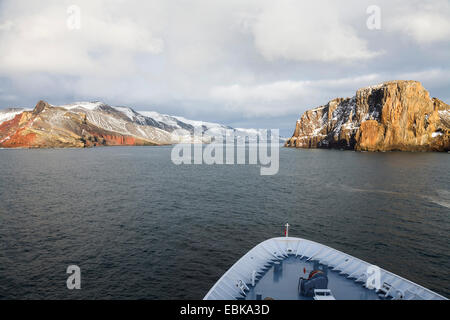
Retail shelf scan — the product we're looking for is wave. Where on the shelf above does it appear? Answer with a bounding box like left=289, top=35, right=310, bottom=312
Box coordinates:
left=333, top=184, right=450, bottom=209
left=424, top=189, right=450, bottom=209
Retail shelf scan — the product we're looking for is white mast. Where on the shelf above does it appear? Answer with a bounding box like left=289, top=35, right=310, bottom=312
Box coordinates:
left=285, top=223, right=290, bottom=237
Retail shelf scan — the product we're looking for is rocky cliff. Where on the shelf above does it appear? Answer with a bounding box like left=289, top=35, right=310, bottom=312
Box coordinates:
left=285, top=81, right=450, bottom=152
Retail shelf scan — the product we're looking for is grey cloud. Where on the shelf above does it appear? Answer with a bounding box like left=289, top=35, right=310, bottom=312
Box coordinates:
left=0, top=0, right=448, bottom=135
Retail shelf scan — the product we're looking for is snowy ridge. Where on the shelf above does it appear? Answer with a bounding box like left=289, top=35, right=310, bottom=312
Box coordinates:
left=0, top=108, right=29, bottom=125
left=59, top=101, right=105, bottom=111
left=140, top=111, right=187, bottom=128
left=362, top=83, right=384, bottom=92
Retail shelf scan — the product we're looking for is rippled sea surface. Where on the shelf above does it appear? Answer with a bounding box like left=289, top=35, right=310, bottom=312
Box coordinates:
left=0, top=147, right=448, bottom=299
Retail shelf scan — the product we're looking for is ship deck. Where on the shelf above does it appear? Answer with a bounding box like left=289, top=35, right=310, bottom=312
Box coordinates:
left=244, top=256, right=380, bottom=300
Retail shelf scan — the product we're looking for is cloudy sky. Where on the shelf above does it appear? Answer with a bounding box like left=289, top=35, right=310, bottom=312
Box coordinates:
left=0, top=0, right=449, bottom=135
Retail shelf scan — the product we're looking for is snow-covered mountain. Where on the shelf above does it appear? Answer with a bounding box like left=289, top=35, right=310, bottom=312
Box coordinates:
left=0, top=101, right=272, bottom=148
left=61, top=102, right=263, bottom=142
left=139, top=111, right=263, bottom=142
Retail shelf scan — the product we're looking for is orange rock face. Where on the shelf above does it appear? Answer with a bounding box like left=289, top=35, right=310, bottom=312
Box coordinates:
left=0, top=101, right=160, bottom=148
left=285, top=81, right=450, bottom=152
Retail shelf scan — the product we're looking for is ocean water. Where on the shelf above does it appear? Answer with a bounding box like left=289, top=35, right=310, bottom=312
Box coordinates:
left=0, top=146, right=448, bottom=299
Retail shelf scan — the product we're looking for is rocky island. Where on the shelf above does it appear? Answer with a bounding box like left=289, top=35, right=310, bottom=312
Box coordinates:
left=285, top=80, right=450, bottom=152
